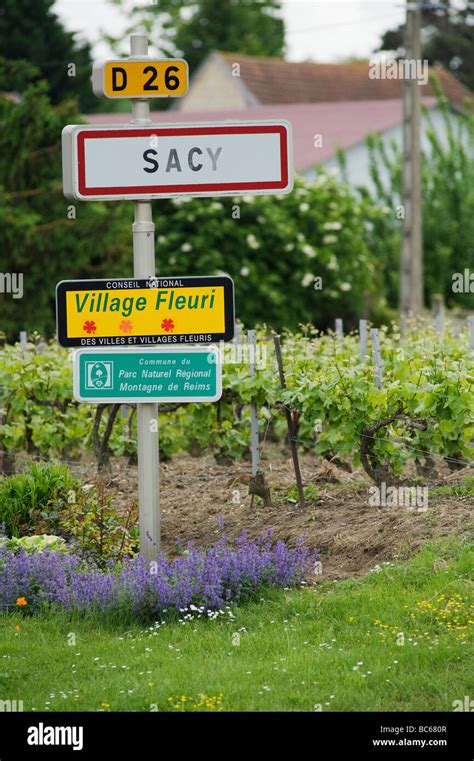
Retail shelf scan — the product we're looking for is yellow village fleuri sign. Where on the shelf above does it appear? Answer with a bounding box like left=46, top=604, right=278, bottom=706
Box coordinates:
left=56, top=277, right=234, bottom=347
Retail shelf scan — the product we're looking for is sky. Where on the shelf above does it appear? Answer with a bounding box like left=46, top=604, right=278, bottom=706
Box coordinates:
left=54, top=0, right=406, bottom=63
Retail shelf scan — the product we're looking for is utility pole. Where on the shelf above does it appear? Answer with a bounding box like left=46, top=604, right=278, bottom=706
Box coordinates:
left=400, top=1, right=423, bottom=332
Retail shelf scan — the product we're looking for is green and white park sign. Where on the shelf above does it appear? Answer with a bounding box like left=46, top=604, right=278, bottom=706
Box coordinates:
left=73, top=346, right=221, bottom=403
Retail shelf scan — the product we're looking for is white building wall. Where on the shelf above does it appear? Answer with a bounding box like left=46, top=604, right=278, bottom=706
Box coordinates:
left=304, top=107, right=465, bottom=194
left=175, top=57, right=249, bottom=112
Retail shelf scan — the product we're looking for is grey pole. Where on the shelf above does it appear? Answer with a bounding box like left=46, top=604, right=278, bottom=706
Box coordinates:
left=359, top=319, right=367, bottom=362
left=371, top=328, right=383, bottom=389
left=435, top=309, right=444, bottom=338
left=19, top=330, right=27, bottom=359
left=130, top=34, right=160, bottom=564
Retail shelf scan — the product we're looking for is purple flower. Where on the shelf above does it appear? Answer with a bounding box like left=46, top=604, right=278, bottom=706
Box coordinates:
left=0, top=534, right=318, bottom=619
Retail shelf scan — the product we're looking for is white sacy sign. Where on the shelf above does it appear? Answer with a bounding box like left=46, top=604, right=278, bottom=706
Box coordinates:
left=62, top=121, right=292, bottom=201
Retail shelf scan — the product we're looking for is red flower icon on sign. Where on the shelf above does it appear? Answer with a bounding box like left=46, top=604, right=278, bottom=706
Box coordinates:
left=83, top=320, right=97, bottom=335
left=161, top=318, right=174, bottom=332
left=119, top=319, right=133, bottom=333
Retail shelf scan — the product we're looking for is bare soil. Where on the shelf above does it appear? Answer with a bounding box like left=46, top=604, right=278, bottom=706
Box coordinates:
left=78, top=447, right=474, bottom=581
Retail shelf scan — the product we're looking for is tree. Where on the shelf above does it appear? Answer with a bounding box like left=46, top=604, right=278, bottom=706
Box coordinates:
left=108, top=0, right=285, bottom=74
left=377, top=1, right=474, bottom=93
left=0, top=0, right=97, bottom=112
left=0, top=63, right=131, bottom=341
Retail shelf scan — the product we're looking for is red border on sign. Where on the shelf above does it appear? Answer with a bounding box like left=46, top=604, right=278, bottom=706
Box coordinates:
left=76, top=125, right=289, bottom=196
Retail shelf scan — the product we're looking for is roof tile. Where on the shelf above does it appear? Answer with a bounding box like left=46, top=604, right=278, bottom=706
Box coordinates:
left=216, top=53, right=472, bottom=109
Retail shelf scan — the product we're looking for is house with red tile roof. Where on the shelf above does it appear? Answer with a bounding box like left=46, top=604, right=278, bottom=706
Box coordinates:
left=172, top=52, right=471, bottom=112
left=86, top=53, right=472, bottom=191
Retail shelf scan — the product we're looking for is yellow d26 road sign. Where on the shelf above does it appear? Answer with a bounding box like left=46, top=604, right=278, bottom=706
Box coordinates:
left=92, top=59, right=188, bottom=99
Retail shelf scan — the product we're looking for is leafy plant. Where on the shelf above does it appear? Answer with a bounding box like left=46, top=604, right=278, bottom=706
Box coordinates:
left=284, top=483, right=320, bottom=503
left=54, top=480, right=138, bottom=565
left=0, top=322, right=472, bottom=481
left=0, top=462, right=78, bottom=537
left=431, top=475, right=474, bottom=498
left=4, top=534, right=67, bottom=554
left=0, top=338, right=89, bottom=467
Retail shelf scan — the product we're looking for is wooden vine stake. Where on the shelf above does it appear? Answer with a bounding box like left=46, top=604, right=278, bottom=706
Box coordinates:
left=359, top=319, right=367, bottom=362
left=370, top=328, right=383, bottom=389
left=272, top=333, right=306, bottom=507
left=247, top=330, right=271, bottom=507
left=432, top=294, right=444, bottom=337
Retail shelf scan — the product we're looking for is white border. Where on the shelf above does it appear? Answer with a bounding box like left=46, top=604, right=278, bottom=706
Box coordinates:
left=61, top=120, right=293, bottom=201
left=73, top=345, right=222, bottom=404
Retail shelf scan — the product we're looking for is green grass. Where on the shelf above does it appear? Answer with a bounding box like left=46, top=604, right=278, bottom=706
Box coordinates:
left=430, top=475, right=474, bottom=498
left=274, top=482, right=321, bottom=504
left=0, top=538, right=472, bottom=712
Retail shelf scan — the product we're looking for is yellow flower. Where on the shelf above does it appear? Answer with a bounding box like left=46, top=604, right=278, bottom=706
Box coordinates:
left=16, top=597, right=27, bottom=607
left=15, top=624, right=21, bottom=632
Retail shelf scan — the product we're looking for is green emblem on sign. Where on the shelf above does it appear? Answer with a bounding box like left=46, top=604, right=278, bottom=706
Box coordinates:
left=86, top=361, right=114, bottom=389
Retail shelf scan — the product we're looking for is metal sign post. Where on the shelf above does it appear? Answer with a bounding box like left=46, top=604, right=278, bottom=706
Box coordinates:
left=129, top=34, right=160, bottom=564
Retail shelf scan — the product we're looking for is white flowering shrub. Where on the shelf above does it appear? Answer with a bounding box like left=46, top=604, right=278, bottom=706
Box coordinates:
left=153, top=175, right=392, bottom=330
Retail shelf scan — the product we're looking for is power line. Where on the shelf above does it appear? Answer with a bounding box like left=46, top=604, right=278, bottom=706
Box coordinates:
left=287, top=11, right=403, bottom=35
